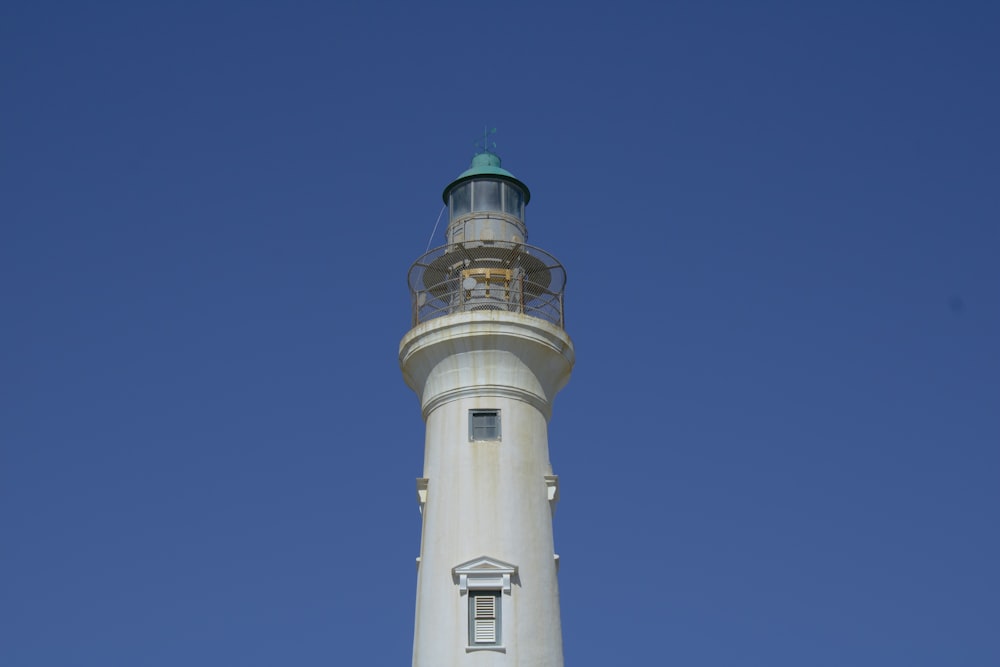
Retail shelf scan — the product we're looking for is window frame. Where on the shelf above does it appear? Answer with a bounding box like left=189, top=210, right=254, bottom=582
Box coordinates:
left=468, top=590, right=501, bottom=647
left=469, top=409, right=501, bottom=441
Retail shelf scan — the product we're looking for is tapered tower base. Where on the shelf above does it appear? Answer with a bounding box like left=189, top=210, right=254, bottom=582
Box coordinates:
left=400, top=311, right=574, bottom=667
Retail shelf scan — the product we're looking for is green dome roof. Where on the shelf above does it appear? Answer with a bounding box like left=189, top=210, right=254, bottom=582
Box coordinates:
left=442, top=151, right=531, bottom=204
left=456, top=152, right=517, bottom=179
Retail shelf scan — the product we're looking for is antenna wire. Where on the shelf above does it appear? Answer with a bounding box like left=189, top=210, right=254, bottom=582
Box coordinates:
left=425, top=205, right=447, bottom=252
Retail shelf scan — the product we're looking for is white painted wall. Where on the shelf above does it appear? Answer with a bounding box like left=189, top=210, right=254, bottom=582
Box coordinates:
left=400, top=311, right=574, bottom=667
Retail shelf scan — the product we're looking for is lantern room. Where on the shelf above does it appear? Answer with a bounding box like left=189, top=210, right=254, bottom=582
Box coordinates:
left=442, top=151, right=530, bottom=246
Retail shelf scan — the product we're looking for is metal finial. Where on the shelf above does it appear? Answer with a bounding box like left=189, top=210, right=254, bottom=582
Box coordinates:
left=474, top=126, right=498, bottom=155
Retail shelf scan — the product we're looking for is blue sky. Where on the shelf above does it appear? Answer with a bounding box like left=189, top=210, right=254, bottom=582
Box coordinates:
left=3, top=1, right=998, bottom=665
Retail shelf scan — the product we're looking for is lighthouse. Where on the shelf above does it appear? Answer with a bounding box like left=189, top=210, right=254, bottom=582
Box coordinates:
left=400, top=146, right=575, bottom=666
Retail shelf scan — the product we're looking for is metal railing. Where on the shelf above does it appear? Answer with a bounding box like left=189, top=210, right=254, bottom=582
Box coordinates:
left=407, top=241, right=567, bottom=328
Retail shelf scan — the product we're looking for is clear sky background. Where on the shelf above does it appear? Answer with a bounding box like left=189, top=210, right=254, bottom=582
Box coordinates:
left=3, top=1, right=998, bottom=665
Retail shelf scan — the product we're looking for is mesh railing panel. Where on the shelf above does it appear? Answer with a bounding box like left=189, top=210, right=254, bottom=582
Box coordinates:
left=407, top=241, right=566, bottom=328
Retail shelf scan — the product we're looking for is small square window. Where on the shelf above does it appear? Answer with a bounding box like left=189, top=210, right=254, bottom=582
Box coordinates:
left=469, top=409, right=501, bottom=441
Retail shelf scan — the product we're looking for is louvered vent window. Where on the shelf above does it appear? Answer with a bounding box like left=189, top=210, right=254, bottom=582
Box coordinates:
left=469, top=409, right=501, bottom=441
left=469, top=591, right=500, bottom=645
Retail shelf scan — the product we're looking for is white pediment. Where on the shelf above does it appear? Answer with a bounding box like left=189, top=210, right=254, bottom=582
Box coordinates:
left=454, top=556, right=517, bottom=575
left=453, top=556, right=518, bottom=594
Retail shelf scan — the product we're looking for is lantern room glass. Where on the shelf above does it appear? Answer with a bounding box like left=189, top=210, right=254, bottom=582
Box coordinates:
left=473, top=181, right=500, bottom=212
left=449, top=179, right=526, bottom=221
left=503, top=184, right=522, bottom=218
left=450, top=183, right=471, bottom=216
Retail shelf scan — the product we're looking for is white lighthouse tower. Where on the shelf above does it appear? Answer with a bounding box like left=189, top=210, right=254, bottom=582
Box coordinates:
left=400, top=145, right=574, bottom=666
